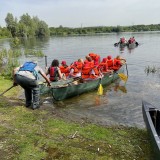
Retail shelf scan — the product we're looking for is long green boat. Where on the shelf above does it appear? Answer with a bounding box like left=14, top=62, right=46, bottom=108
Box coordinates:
left=40, top=65, right=125, bottom=101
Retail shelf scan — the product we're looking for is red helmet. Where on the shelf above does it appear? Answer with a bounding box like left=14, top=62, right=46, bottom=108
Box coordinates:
left=61, top=60, right=66, bottom=65
left=107, top=55, right=112, bottom=60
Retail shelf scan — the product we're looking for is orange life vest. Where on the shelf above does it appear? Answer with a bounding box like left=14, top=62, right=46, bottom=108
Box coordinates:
left=89, top=53, right=100, bottom=66
left=81, top=62, right=92, bottom=79
left=98, top=62, right=108, bottom=72
left=107, top=59, right=113, bottom=69
left=59, top=66, right=70, bottom=77
left=76, top=62, right=83, bottom=70
left=89, top=67, right=101, bottom=79
left=112, top=59, right=122, bottom=71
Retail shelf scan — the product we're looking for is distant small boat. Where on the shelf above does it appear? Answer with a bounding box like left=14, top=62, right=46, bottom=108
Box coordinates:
left=114, top=42, right=127, bottom=48
left=114, top=39, right=139, bottom=49
left=127, top=41, right=139, bottom=49
left=142, top=101, right=160, bottom=160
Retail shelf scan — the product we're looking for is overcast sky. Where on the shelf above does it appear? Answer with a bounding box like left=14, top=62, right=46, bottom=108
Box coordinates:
left=1, top=0, right=160, bottom=28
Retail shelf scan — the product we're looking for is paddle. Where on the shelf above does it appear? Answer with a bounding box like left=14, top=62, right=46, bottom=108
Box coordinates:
left=114, top=42, right=119, bottom=47
left=118, top=73, right=128, bottom=83
left=45, top=55, right=48, bottom=67
left=0, top=85, right=15, bottom=96
left=97, top=78, right=103, bottom=95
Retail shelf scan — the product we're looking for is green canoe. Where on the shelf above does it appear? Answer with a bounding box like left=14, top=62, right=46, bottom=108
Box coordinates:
left=40, top=65, right=125, bottom=101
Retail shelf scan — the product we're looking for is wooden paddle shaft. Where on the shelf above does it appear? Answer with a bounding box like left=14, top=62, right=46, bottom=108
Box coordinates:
left=0, top=85, right=15, bottom=96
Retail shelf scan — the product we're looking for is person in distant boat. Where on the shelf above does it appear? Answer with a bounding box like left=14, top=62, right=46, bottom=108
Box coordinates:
left=120, top=37, right=126, bottom=44
left=128, top=37, right=135, bottom=44
left=13, top=61, right=51, bottom=110
left=46, top=59, right=65, bottom=82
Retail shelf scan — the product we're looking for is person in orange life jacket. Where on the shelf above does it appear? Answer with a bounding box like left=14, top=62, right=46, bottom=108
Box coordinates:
left=112, top=60, right=122, bottom=71
left=115, top=55, right=126, bottom=65
left=84, top=56, right=102, bottom=79
left=81, top=60, right=92, bottom=79
left=68, top=61, right=82, bottom=78
left=112, top=55, right=125, bottom=71
left=85, top=56, right=94, bottom=67
left=46, top=59, right=65, bottom=82
left=59, top=60, right=70, bottom=77
left=88, top=53, right=100, bottom=66
left=82, top=57, right=97, bottom=79
left=106, top=55, right=114, bottom=69
left=98, top=58, right=108, bottom=72
left=90, top=66, right=103, bottom=79
left=98, top=58, right=113, bottom=73
left=13, top=61, right=51, bottom=110
left=78, top=58, right=84, bottom=65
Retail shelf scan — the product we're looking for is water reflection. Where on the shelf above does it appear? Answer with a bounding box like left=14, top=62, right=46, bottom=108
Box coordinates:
left=20, top=37, right=50, bottom=50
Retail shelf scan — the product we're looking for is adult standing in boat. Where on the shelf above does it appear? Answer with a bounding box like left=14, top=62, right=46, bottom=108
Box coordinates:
left=13, top=61, right=51, bottom=109
left=46, top=59, right=65, bottom=82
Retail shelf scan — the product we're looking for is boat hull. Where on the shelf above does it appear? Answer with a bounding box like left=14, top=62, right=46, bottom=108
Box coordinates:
left=142, top=101, right=160, bottom=160
left=40, top=65, right=125, bottom=101
left=127, top=42, right=138, bottom=49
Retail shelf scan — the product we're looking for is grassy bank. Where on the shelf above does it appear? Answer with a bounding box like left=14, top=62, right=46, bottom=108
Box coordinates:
left=0, top=77, right=154, bottom=160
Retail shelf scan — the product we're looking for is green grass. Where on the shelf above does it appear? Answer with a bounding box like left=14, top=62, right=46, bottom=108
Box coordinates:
left=0, top=77, right=154, bottom=160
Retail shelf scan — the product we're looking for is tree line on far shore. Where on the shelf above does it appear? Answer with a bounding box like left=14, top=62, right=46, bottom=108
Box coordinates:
left=1, top=12, right=160, bottom=38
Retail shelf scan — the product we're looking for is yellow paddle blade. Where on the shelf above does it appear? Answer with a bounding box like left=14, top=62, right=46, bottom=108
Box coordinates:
left=97, top=84, right=103, bottom=95
left=118, top=73, right=128, bottom=82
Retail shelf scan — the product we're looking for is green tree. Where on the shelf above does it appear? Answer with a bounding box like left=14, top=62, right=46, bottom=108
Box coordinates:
left=36, top=20, right=50, bottom=37
left=19, top=13, right=36, bottom=37
left=5, top=13, right=18, bottom=37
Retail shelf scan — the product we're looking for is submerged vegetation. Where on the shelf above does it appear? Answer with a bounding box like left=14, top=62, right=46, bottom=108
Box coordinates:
left=0, top=47, right=44, bottom=79
left=145, top=65, right=160, bottom=75
left=0, top=77, right=154, bottom=160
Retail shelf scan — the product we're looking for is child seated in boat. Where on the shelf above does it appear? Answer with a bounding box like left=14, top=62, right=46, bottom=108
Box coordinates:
left=88, top=53, right=100, bottom=66
left=68, top=61, right=82, bottom=78
left=98, top=58, right=113, bottom=73
left=106, top=55, right=114, bottom=69
left=115, top=55, right=126, bottom=65
left=59, top=60, right=70, bottom=77
left=46, top=59, right=66, bottom=82
left=82, top=60, right=103, bottom=80
left=112, top=55, right=126, bottom=71
left=90, top=66, right=103, bottom=79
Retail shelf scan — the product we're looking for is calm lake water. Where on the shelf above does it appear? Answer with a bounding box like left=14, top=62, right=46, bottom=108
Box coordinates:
left=1, top=32, right=160, bottom=128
